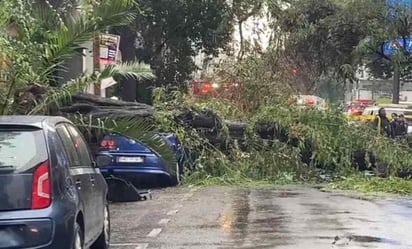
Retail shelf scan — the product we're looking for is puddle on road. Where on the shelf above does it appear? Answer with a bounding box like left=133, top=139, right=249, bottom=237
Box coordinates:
left=219, top=188, right=294, bottom=248
left=272, top=191, right=300, bottom=198
left=245, top=189, right=293, bottom=247
left=349, top=235, right=400, bottom=244
left=301, top=202, right=350, bottom=234
left=219, top=189, right=250, bottom=247
left=327, top=235, right=402, bottom=247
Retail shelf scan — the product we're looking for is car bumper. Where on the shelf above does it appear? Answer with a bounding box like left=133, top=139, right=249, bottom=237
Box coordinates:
left=0, top=206, right=76, bottom=249
left=0, top=218, right=75, bottom=249
left=0, top=218, right=53, bottom=248
left=100, top=167, right=174, bottom=187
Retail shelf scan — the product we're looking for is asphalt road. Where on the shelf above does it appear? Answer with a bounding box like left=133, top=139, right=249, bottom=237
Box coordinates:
left=109, top=186, right=412, bottom=249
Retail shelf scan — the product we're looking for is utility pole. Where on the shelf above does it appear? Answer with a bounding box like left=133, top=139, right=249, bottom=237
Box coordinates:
left=393, top=62, right=400, bottom=104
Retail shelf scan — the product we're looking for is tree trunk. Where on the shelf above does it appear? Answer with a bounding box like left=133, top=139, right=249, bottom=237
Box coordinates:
left=238, top=21, right=244, bottom=60
left=393, top=63, right=400, bottom=104
left=119, top=29, right=137, bottom=102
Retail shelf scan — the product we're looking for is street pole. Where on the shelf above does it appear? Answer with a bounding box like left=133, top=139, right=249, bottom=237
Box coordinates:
left=393, top=62, right=400, bottom=104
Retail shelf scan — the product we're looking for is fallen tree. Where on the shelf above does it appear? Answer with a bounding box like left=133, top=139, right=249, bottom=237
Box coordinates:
left=59, top=93, right=155, bottom=118
left=16, top=84, right=412, bottom=179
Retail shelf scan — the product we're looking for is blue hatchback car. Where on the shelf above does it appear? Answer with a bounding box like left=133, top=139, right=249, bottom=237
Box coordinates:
left=97, top=133, right=183, bottom=187
left=0, top=116, right=110, bottom=249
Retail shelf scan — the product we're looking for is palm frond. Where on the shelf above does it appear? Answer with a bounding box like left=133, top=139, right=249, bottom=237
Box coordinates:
left=31, top=1, right=65, bottom=30
left=102, top=62, right=155, bottom=81
left=39, top=0, right=136, bottom=78
left=40, top=17, right=97, bottom=76
left=74, top=116, right=177, bottom=174
left=93, top=0, right=137, bottom=28
left=28, top=72, right=98, bottom=115
left=0, top=1, right=9, bottom=28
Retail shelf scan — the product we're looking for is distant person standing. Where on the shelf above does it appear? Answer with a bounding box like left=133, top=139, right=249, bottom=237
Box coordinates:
left=372, top=108, right=392, bottom=137
left=398, top=114, right=408, bottom=138
left=390, top=113, right=399, bottom=138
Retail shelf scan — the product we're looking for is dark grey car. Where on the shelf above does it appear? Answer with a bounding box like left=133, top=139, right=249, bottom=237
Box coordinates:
left=0, top=116, right=110, bottom=249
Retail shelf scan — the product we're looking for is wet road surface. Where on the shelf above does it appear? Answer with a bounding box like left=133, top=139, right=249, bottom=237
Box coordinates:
left=110, top=186, right=412, bottom=249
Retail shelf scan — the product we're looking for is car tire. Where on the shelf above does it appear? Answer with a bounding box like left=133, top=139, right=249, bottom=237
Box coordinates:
left=90, top=204, right=110, bottom=249
left=73, top=223, right=84, bottom=249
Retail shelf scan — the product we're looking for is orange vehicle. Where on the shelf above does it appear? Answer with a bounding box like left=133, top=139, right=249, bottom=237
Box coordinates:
left=191, top=80, right=241, bottom=97
left=291, top=95, right=328, bottom=110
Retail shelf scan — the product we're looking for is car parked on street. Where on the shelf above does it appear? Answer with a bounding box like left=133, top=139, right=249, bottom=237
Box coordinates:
left=96, top=133, right=183, bottom=188
left=0, top=116, right=110, bottom=249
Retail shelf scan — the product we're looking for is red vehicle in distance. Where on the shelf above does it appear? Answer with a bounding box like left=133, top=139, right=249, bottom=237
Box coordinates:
left=191, top=80, right=241, bottom=97
left=347, top=99, right=373, bottom=116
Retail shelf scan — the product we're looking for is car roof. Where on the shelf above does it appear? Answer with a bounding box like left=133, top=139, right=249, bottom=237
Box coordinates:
left=0, top=115, right=71, bottom=128
left=365, top=106, right=408, bottom=111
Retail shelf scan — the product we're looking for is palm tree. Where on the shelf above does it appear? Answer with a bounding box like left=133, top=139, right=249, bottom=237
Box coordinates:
left=0, top=0, right=177, bottom=172
left=0, top=0, right=153, bottom=114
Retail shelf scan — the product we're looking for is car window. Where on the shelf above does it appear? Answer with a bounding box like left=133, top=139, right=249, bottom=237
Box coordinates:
left=102, top=134, right=151, bottom=152
left=65, top=124, right=92, bottom=167
left=56, top=124, right=81, bottom=167
left=0, top=127, right=47, bottom=173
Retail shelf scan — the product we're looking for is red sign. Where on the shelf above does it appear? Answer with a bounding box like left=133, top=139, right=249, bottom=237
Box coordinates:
left=100, top=34, right=120, bottom=65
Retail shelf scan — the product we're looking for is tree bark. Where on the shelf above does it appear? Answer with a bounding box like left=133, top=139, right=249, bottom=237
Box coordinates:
left=393, top=63, right=400, bottom=104
left=238, top=21, right=244, bottom=60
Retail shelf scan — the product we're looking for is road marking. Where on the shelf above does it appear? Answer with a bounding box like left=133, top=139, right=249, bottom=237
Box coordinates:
left=135, top=243, right=149, bottom=249
left=158, top=218, right=170, bottom=225
left=147, top=228, right=162, bottom=237
left=110, top=243, right=148, bottom=247
left=167, top=209, right=179, bottom=216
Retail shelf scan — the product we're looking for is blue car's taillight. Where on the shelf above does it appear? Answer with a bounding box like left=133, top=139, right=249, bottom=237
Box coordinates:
left=101, top=139, right=116, bottom=150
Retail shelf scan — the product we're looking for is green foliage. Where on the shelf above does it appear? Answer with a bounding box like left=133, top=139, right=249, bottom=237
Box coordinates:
left=274, top=0, right=376, bottom=93
left=261, top=0, right=403, bottom=96
left=112, top=0, right=233, bottom=91
left=0, top=0, right=135, bottom=106
left=152, top=87, right=316, bottom=185
left=188, top=97, right=245, bottom=120
left=0, top=0, right=154, bottom=114
left=251, top=103, right=412, bottom=172
left=331, top=175, right=412, bottom=195
left=41, top=0, right=137, bottom=80
left=152, top=83, right=412, bottom=187
left=213, top=50, right=293, bottom=114
left=0, top=0, right=175, bottom=171
left=146, top=0, right=412, bottom=189
left=26, top=62, right=154, bottom=115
